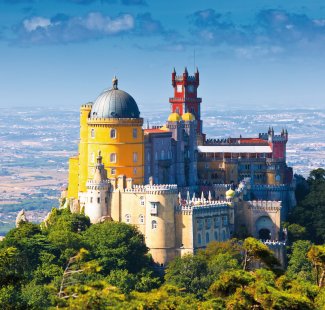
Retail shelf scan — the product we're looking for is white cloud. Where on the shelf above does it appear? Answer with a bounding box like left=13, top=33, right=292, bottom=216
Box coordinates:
left=84, top=12, right=134, bottom=34
left=23, top=17, right=51, bottom=32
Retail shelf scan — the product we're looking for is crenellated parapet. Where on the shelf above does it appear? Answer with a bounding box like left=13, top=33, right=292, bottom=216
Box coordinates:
left=247, top=200, right=282, bottom=212
left=124, top=184, right=178, bottom=195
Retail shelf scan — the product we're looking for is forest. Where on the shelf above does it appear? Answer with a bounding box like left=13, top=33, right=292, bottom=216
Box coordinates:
left=0, top=168, right=324, bottom=309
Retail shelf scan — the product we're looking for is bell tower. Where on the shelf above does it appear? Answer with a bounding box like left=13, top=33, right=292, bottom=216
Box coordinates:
left=169, top=67, right=203, bottom=137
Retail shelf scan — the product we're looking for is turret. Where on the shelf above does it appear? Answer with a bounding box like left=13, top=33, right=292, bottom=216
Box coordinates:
left=172, top=67, right=176, bottom=87
left=195, top=67, right=199, bottom=85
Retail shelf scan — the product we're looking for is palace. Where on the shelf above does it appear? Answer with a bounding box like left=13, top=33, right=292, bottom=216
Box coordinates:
left=64, top=69, right=295, bottom=265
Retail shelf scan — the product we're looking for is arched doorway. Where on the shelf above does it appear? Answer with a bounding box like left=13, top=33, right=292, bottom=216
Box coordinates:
left=255, top=216, right=274, bottom=240
left=259, top=228, right=271, bottom=240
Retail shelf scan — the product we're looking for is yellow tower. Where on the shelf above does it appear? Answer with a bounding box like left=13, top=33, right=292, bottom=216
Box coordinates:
left=67, top=77, right=144, bottom=199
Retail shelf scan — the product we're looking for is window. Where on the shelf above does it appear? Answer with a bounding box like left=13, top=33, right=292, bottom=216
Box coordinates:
left=133, top=128, right=137, bottom=139
left=140, top=197, right=145, bottom=206
left=214, top=217, right=220, bottom=228
left=125, top=214, right=131, bottom=223
left=206, top=232, right=210, bottom=244
left=222, top=230, right=226, bottom=241
left=139, top=215, right=144, bottom=224
left=90, top=197, right=93, bottom=203
left=176, top=107, right=180, bottom=114
left=147, top=151, right=150, bottom=162
left=133, top=168, right=137, bottom=175
left=133, top=152, right=138, bottom=163
left=155, top=152, right=158, bottom=160
left=152, top=220, right=157, bottom=229
left=150, top=202, right=158, bottom=215
left=197, top=219, right=203, bottom=230
left=110, top=128, right=116, bottom=139
left=110, top=153, right=116, bottom=163
left=105, top=197, right=108, bottom=203
left=177, top=85, right=182, bottom=93
left=97, top=197, right=100, bottom=203
left=90, top=152, right=95, bottom=163
left=91, top=128, right=95, bottom=138
left=111, top=168, right=116, bottom=175
left=197, top=233, right=202, bottom=245
left=222, top=216, right=228, bottom=226
left=161, top=150, right=165, bottom=160
left=206, top=218, right=212, bottom=229
left=214, top=231, right=218, bottom=241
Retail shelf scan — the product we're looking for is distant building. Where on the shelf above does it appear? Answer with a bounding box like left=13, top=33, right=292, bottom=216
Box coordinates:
left=65, top=69, right=295, bottom=265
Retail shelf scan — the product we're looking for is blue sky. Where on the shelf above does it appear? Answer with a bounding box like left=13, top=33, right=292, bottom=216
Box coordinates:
left=1, top=0, right=325, bottom=110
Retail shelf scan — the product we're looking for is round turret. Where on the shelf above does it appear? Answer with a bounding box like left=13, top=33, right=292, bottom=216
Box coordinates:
left=182, top=112, right=195, bottom=121
left=168, top=112, right=181, bottom=122
left=226, top=188, right=236, bottom=199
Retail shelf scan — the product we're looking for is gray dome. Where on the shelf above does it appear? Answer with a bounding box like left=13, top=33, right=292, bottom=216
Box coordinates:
left=90, top=78, right=140, bottom=119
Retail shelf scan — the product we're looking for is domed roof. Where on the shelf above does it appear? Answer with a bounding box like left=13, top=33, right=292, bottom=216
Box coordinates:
left=226, top=188, right=236, bottom=199
left=90, top=77, right=140, bottom=119
left=182, top=112, right=196, bottom=121
left=168, top=112, right=181, bottom=122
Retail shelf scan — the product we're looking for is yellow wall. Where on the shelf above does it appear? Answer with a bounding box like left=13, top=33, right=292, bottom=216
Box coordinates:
left=78, top=105, right=92, bottom=192
left=67, top=156, right=79, bottom=199
left=86, top=118, right=144, bottom=185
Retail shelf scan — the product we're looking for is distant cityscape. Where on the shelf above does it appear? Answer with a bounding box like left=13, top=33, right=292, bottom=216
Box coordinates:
left=0, top=106, right=324, bottom=233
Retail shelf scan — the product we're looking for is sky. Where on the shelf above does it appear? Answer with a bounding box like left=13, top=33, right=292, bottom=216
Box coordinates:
left=1, top=0, right=325, bottom=110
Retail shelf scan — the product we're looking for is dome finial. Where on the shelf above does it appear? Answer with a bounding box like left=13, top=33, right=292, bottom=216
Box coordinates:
left=112, top=76, right=118, bottom=90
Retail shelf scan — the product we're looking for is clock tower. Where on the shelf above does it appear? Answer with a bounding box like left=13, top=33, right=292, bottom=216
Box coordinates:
left=169, top=67, right=204, bottom=140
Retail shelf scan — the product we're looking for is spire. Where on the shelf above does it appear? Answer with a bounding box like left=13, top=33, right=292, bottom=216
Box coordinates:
left=196, top=66, right=199, bottom=74
left=208, top=191, right=212, bottom=202
left=186, top=191, right=190, bottom=203
left=147, top=120, right=150, bottom=129
left=173, top=67, right=176, bottom=74
left=112, top=76, right=118, bottom=90
left=201, top=191, right=204, bottom=202
left=192, top=192, right=196, bottom=202
left=96, top=150, right=102, bottom=165
left=178, top=192, right=182, bottom=204
left=184, top=66, right=188, bottom=74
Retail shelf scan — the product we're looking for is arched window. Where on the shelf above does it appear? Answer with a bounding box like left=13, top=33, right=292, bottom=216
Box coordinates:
left=214, top=231, right=218, bottom=241
left=133, top=128, right=137, bottom=139
left=125, top=214, right=131, bottom=223
left=222, top=230, right=226, bottom=241
left=110, top=153, right=116, bottom=163
left=139, top=214, right=144, bottom=224
left=110, top=128, right=116, bottom=139
left=152, top=220, right=157, bottom=229
left=147, top=151, right=150, bottom=162
left=91, top=128, right=95, bottom=138
left=161, top=150, right=165, bottom=160
left=197, top=233, right=201, bottom=245
left=133, top=152, right=138, bottom=163
left=90, top=152, right=95, bottom=163
left=111, top=168, right=116, bottom=175
left=206, top=232, right=210, bottom=244
left=133, top=168, right=137, bottom=175
left=155, top=152, right=158, bottom=160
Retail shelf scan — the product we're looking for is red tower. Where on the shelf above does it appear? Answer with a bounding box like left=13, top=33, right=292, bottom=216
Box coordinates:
left=169, top=67, right=203, bottom=135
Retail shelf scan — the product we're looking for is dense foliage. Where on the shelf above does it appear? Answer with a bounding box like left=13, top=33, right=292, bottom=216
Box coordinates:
left=288, top=168, right=325, bottom=244
left=0, top=168, right=325, bottom=309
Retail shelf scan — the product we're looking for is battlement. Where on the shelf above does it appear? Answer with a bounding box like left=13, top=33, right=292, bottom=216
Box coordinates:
left=252, top=184, right=290, bottom=191
left=124, top=184, right=178, bottom=194
left=176, top=199, right=229, bottom=214
left=247, top=200, right=282, bottom=211
left=262, top=240, right=286, bottom=246
left=175, top=75, right=197, bottom=82
left=81, top=103, right=93, bottom=109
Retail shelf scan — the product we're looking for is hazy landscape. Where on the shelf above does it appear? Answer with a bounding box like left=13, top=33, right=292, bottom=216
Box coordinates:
left=0, top=106, right=324, bottom=234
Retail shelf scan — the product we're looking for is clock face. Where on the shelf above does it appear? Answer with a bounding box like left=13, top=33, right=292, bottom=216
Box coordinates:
left=187, top=85, right=194, bottom=93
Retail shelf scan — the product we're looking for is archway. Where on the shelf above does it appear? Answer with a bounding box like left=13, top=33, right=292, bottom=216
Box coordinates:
left=255, top=216, right=274, bottom=240
left=259, top=228, right=271, bottom=240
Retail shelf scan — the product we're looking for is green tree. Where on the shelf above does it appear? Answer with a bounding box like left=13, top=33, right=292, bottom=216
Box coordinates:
left=242, top=237, right=280, bottom=271
left=308, top=245, right=325, bottom=287
left=165, top=254, right=210, bottom=298
left=287, top=240, right=313, bottom=282
left=83, top=221, right=148, bottom=274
